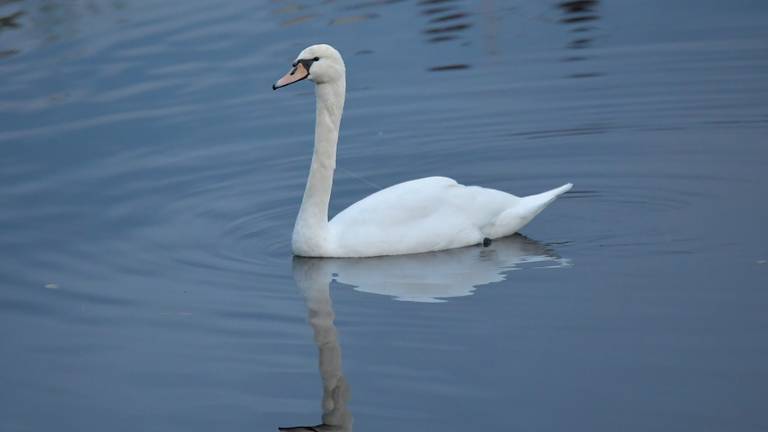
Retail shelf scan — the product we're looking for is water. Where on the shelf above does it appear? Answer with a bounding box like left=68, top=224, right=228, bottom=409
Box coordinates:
left=1, top=0, right=767, bottom=430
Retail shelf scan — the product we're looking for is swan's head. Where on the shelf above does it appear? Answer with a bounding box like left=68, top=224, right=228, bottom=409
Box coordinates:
left=272, top=44, right=345, bottom=90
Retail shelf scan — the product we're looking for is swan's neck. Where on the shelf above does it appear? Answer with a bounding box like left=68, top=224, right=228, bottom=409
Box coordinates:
left=293, top=80, right=346, bottom=255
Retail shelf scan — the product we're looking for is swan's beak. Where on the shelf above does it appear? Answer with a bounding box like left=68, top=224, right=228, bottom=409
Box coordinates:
left=273, top=62, right=310, bottom=90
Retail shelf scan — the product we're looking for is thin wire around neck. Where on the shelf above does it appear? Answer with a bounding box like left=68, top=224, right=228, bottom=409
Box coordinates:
left=336, top=165, right=382, bottom=191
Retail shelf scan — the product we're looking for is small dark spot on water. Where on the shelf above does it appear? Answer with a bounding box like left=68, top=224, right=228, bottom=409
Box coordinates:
left=0, top=10, right=24, bottom=28
left=568, top=37, right=593, bottom=49
left=561, top=15, right=599, bottom=24
left=421, top=6, right=454, bottom=16
left=424, top=23, right=471, bottom=34
left=571, top=26, right=595, bottom=32
left=0, top=48, right=19, bottom=59
left=429, top=12, right=467, bottom=23
left=567, top=72, right=602, bottom=79
left=419, top=0, right=458, bottom=5
left=427, top=35, right=459, bottom=43
left=344, top=0, right=406, bottom=11
left=558, top=0, right=599, bottom=13
left=428, top=64, right=470, bottom=71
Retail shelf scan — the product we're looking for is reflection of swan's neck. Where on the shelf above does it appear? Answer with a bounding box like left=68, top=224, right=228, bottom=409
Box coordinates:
left=293, top=80, right=346, bottom=254
left=307, top=287, right=350, bottom=429
left=293, top=258, right=352, bottom=431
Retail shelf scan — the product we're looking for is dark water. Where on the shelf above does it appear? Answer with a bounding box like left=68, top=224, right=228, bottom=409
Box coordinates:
left=1, top=0, right=767, bottom=430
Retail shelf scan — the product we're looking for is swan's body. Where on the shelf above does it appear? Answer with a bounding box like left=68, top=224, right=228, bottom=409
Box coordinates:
left=328, top=177, right=571, bottom=257
left=274, top=44, right=572, bottom=258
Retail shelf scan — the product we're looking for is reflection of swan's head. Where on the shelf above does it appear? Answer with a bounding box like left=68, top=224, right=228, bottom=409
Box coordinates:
left=273, top=44, right=345, bottom=90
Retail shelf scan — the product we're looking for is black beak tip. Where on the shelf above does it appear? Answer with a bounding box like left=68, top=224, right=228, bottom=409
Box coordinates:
left=272, top=84, right=277, bottom=90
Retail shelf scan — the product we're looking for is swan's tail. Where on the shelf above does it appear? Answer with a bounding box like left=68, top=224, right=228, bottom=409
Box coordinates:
left=488, top=183, right=573, bottom=238
left=519, top=182, right=573, bottom=219
left=522, top=183, right=573, bottom=210
left=519, top=181, right=573, bottom=221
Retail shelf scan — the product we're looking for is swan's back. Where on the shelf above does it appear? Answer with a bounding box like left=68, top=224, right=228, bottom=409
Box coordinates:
left=328, top=176, right=525, bottom=257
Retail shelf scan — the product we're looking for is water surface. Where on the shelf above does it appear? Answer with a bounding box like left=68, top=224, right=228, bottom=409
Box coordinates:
left=1, top=0, right=767, bottom=431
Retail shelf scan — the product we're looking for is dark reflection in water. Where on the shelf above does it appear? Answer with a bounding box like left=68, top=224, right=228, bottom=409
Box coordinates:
left=273, top=0, right=385, bottom=28
left=267, top=0, right=474, bottom=71
left=558, top=0, right=599, bottom=24
left=344, top=0, right=405, bottom=11
left=557, top=0, right=601, bottom=78
left=0, top=48, right=18, bottom=59
left=0, top=0, right=127, bottom=59
left=0, top=9, right=22, bottom=28
left=428, top=63, right=469, bottom=72
left=285, top=259, right=353, bottom=432
left=418, top=0, right=473, bottom=71
left=0, top=6, right=23, bottom=58
left=423, top=7, right=470, bottom=44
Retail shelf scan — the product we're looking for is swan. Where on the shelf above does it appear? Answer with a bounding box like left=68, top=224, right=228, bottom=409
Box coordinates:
left=273, top=44, right=572, bottom=258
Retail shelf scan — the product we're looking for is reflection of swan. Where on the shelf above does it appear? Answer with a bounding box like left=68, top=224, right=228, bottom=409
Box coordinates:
left=283, top=235, right=567, bottom=429
left=272, top=44, right=573, bottom=258
left=294, top=234, right=569, bottom=303
left=281, top=260, right=353, bottom=432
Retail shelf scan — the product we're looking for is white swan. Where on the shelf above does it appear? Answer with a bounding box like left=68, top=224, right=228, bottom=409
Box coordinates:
left=273, top=44, right=572, bottom=258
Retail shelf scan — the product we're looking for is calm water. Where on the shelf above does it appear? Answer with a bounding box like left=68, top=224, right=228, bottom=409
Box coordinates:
left=1, top=0, right=767, bottom=430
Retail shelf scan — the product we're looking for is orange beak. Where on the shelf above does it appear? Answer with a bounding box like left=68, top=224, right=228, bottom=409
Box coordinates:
left=273, top=62, right=310, bottom=90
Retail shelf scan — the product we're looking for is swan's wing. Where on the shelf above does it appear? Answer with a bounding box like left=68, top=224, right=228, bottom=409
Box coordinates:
left=328, top=176, right=517, bottom=256
left=332, top=176, right=456, bottom=223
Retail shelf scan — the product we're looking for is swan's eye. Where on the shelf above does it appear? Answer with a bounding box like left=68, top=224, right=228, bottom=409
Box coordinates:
left=294, top=57, right=320, bottom=72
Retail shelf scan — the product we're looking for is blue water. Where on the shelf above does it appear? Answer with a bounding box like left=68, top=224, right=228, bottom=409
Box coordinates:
left=1, top=0, right=767, bottom=431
